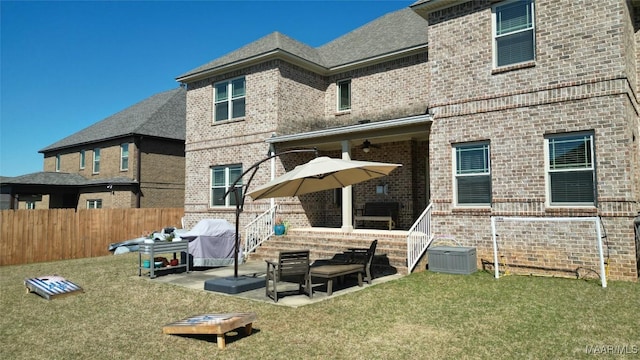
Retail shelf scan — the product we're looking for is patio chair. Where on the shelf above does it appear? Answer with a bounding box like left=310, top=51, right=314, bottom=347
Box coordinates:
left=265, top=250, right=312, bottom=302
left=331, top=239, right=378, bottom=284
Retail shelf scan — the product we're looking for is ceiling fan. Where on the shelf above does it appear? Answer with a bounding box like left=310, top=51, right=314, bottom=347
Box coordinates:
left=360, top=139, right=381, bottom=153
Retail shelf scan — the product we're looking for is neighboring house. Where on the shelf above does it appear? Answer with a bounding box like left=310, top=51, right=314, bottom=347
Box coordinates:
left=177, top=0, right=639, bottom=281
left=1, top=87, right=186, bottom=210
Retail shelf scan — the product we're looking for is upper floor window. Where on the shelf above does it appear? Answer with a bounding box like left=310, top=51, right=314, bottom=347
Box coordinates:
left=337, top=79, right=351, bottom=112
left=93, top=148, right=101, bottom=174
left=210, top=164, right=243, bottom=207
left=87, top=199, right=102, bottom=209
left=214, top=77, right=245, bottom=122
left=80, top=150, right=85, bottom=169
left=120, top=143, right=129, bottom=171
left=453, top=142, right=491, bottom=206
left=55, top=154, right=61, bottom=172
left=493, top=0, right=535, bottom=68
left=545, top=132, right=595, bottom=206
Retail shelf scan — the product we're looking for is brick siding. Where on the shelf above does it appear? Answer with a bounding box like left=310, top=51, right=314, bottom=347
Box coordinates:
left=426, top=0, right=639, bottom=280
left=182, top=0, right=639, bottom=280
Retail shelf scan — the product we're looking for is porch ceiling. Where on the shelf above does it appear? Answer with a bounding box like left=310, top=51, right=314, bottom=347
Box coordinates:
left=267, top=114, right=432, bottom=152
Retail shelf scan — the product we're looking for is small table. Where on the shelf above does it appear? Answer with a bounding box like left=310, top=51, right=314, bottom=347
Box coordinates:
left=138, top=241, right=189, bottom=278
left=163, top=312, right=257, bottom=349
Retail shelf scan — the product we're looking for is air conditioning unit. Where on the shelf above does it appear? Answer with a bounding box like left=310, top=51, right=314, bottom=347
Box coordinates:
left=427, top=246, right=477, bottom=275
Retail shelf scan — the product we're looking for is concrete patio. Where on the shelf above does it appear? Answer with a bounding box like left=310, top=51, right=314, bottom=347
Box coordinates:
left=141, top=259, right=404, bottom=307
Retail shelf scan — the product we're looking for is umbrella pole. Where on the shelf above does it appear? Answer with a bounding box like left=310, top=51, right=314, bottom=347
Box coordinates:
left=233, top=188, right=241, bottom=278
left=223, top=148, right=317, bottom=278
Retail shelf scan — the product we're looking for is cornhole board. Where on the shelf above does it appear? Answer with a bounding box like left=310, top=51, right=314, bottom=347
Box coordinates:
left=24, top=275, right=83, bottom=300
left=163, top=312, right=257, bottom=349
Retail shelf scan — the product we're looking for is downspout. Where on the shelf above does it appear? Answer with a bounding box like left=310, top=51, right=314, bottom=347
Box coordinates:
left=135, top=136, right=142, bottom=208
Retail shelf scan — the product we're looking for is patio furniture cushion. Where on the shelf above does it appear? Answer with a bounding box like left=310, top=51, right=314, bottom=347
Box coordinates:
left=310, top=264, right=364, bottom=296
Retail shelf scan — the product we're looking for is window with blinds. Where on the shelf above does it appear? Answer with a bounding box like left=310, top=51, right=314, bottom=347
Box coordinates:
left=546, top=133, right=595, bottom=205
left=454, top=142, right=491, bottom=206
left=493, top=0, right=535, bottom=68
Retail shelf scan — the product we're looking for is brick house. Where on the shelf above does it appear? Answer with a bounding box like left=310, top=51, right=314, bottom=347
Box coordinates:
left=1, top=87, right=186, bottom=210
left=177, top=1, right=640, bottom=281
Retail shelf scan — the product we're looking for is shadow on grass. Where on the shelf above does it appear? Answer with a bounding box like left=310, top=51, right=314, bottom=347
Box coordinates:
left=172, top=328, right=261, bottom=347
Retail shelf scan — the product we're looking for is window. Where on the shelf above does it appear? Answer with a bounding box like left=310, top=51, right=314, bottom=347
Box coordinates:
left=25, top=201, right=35, bottom=210
left=337, top=79, right=351, bottom=111
left=87, top=199, right=102, bottom=209
left=453, top=142, right=491, bottom=205
left=210, top=164, right=243, bottom=207
left=120, top=143, right=129, bottom=171
left=493, top=0, right=535, bottom=67
left=93, top=148, right=100, bottom=173
left=80, top=150, right=85, bottom=169
left=214, top=77, right=245, bottom=121
left=55, top=154, right=61, bottom=172
left=546, top=133, right=595, bottom=206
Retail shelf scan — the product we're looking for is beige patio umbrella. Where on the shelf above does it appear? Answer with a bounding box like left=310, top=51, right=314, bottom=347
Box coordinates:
left=247, top=156, right=401, bottom=200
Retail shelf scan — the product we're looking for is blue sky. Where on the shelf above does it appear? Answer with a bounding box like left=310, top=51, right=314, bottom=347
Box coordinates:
left=0, top=0, right=414, bottom=177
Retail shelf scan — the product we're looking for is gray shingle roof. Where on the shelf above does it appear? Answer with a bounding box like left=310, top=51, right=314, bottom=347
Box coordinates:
left=0, top=172, right=136, bottom=186
left=177, top=8, right=428, bottom=81
left=179, top=32, right=325, bottom=79
left=39, top=87, right=186, bottom=153
left=318, top=8, right=428, bottom=68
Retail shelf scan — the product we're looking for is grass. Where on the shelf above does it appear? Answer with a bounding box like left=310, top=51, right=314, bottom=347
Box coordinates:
left=1, top=253, right=638, bottom=359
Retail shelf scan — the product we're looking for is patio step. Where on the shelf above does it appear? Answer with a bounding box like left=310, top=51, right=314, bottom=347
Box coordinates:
left=246, top=228, right=410, bottom=275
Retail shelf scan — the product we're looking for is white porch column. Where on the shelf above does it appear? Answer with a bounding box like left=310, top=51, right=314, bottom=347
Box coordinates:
left=269, top=149, right=275, bottom=209
left=341, top=140, right=354, bottom=232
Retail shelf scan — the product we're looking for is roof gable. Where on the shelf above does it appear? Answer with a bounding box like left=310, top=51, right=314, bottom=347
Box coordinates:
left=318, top=8, right=428, bottom=68
left=177, top=32, right=325, bottom=80
left=177, top=7, right=428, bottom=82
left=40, top=87, right=186, bottom=153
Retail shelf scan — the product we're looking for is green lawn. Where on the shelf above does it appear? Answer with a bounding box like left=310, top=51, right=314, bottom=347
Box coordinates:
left=1, top=253, right=638, bottom=359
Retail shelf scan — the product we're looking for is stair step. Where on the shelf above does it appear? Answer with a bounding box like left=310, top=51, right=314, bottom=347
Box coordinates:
left=246, top=228, right=412, bottom=275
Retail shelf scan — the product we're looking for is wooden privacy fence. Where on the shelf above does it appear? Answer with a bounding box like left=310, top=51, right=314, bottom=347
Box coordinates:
left=0, top=208, right=184, bottom=266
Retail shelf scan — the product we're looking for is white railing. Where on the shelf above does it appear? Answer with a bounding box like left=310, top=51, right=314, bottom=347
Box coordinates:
left=244, top=205, right=278, bottom=256
left=407, top=202, right=434, bottom=273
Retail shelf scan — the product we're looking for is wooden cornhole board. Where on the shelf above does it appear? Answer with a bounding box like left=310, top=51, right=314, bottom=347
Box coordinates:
left=163, top=312, right=257, bottom=349
left=24, top=275, right=83, bottom=300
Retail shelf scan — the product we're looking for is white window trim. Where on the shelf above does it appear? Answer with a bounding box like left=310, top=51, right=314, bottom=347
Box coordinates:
left=544, top=132, right=596, bottom=208
left=491, top=0, right=536, bottom=69
left=87, top=199, right=102, bottom=209
left=210, top=165, right=243, bottom=207
left=212, top=76, right=246, bottom=122
left=120, top=143, right=129, bottom=171
left=55, top=154, right=60, bottom=172
left=452, top=142, right=492, bottom=207
left=80, top=150, right=85, bottom=169
left=93, top=148, right=100, bottom=174
left=336, top=78, right=351, bottom=112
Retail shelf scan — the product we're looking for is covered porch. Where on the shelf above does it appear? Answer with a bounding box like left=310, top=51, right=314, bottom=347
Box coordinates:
left=242, top=114, right=435, bottom=274
left=264, top=114, right=432, bottom=232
